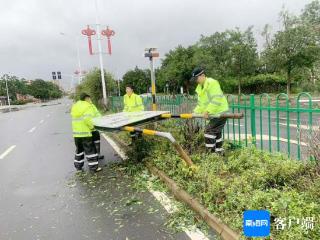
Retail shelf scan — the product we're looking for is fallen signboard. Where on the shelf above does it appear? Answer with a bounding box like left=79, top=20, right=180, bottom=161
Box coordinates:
left=93, top=111, right=169, bottom=131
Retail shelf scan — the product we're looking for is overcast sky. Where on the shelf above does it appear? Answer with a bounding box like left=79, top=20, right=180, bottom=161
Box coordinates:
left=0, top=0, right=313, bottom=89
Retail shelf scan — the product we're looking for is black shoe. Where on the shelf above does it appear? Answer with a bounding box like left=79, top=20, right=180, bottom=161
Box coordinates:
left=98, top=155, right=104, bottom=160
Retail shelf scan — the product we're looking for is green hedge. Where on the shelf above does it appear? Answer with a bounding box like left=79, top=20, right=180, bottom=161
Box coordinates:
left=220, top=74, right=287, bottom=94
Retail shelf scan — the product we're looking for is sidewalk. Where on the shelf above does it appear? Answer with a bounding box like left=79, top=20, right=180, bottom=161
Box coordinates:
left=0, top=100, right=62, bottom=113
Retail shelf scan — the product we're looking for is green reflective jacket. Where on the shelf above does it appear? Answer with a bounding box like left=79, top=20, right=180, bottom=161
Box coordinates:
left=123, top=93, right=144, bottom=112
left=193, top=77, right=229, bottom=115
left=90, top=103, right=101, bottom=117
left=71, top=100, right=95, bottom=137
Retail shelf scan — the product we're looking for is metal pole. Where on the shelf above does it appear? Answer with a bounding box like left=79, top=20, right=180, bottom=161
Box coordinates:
left=117, top=79, right=120, bottom=96
left=70, top=75, right=74, bottom=91
left=122, top=126, right=194, bottom=167
left=250, top=94, right=256, bottom=146
left=76, top=36, right=82, bottom=84
left=60, top=32, right=82, bottom=84
left=149, top=55, right=156, bottom=110
left=5, top=76, right=11, bottom=111
left=94, top=0, right=107, bottom=106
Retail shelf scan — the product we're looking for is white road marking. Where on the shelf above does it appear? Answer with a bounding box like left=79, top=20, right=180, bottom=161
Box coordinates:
left=147, top=184, right=178, bottom=214
left=147, top=184, right=209, bottom=240
left=102, top=134, right=209, bottom=240
left=271, top=117, right=298, bottom=121
left=226, top=133, right=307, bottom=146
left=0, top=145, right=16, bottom=159
left=28, top=126, right=36, bottom=133
left=39, top=120, right=44, bottom=124
left=228, top=123, right=244, bottom=127
left=101, top=133, right=127, bottom=160
left=278, top=122, right=319, bottom=131
left=46, top=114, right=50, bottom=118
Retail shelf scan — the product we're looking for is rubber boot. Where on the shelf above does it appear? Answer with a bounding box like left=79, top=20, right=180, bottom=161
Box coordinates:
left=95, top=142, right=104, bottom=160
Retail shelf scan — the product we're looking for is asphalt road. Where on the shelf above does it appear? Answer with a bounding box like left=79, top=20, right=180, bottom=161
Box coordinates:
left=0, top=99, right=193, bottom=240
left=224, top=110, right=320, bottom=159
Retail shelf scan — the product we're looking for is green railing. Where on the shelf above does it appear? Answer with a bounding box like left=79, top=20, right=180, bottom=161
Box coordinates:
left=109, top=93, right=320, bottom=160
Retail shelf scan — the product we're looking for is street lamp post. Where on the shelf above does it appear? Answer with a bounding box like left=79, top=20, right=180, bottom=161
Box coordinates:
left=60, top=32, right=82, bottom=84
left=94, top=0, right=107, bottom=106
left=5, top=75, right=11, bottom=111
left=117, top=78, right=121, bottom=96
left=75, top=36, right=82, bottom=83
left=81, top=0, right=115, bottom=106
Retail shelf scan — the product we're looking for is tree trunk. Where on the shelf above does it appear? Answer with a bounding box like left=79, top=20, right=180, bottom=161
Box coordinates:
left=311, top=67, right=316, bottom=85
left=287, top=70, right=291, bottom=97
left=238, top=78, right=242, bottom=96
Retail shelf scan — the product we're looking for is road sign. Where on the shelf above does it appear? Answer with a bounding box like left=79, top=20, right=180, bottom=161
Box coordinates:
left=93, top=111, right=169, bottom=130
left=52, top=72, right=56, bottom=80
left=57, top=71, right=62, bottom=79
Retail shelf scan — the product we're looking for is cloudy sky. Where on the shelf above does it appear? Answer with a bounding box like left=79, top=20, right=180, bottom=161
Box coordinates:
left=0, top=0, right=313, bottom=89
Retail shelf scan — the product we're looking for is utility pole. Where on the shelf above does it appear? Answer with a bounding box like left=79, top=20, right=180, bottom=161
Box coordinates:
left=117, top=78, right=121, bottom=96
left=5, top=75, right=11, bottom=111
left=76, top=36, right=82, bottom=83
left=60, top=32, right=82, bottom=84
left=144, top=48, right=159, bottom=111
left=94, top=0, right=107, bottom=106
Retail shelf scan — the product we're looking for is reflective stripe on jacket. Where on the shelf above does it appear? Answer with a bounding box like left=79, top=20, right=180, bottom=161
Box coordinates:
left=123, top=93, right=144, bottom=112
left=193, top=77, right=229, bottom=115
left=71, top=100, right=95, bottom=137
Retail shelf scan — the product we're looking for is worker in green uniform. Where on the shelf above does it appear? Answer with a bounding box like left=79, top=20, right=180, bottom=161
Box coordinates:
left=71, top=93, right=102, bottom=172
left=123, top=85, right=144, bottom=142
left=192, top=67, right=229, bottom=155
left=123, top=85, right=144, bottom=112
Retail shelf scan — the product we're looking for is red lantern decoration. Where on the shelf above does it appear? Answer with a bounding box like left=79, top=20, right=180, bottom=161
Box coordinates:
left=101, top=26, right=115, bottom=55
left=81, top=25, right=96, bottom=55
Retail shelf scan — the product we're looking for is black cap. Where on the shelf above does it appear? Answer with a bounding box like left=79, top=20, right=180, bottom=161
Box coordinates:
left=80, top=93, right=90, bottom=101
left=191, top=67, right=205, bottom=80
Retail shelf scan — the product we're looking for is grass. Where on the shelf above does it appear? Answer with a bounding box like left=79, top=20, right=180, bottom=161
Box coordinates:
left=114, top=119, right=320, bottom=240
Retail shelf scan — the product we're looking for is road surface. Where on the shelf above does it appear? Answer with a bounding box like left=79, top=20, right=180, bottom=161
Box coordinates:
left=0, top=99, right=198, bottom=240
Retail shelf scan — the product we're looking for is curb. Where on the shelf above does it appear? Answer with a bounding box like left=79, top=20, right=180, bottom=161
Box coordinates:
left=106, top=134, right=240, bottom=240
left=146, top=163, right=240, bottom=240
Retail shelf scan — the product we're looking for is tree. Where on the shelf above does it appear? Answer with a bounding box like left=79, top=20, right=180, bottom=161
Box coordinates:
left=301, top=0, right=320, bottom=87
left=157, top=45, right=196, bottom=94
left=194, top=28, right=258, bottom=95
left=28, top=79, right=62, bottom=100
left=263, top=10, right=320, bottom=95
left=0, top=74, right=29, bottom=101
left=195, top=32, right=232, bottom=78
left=301, top=0, right=320, bottom=27
left=121, top=66, right=150, bottom=94
left=227, top=27, right=258, bottom=95
left=75, top=68, right=116, bottom=107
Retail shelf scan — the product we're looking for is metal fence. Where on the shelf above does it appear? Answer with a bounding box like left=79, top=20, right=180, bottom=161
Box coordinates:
left=109, top=93, right=320, bottom=160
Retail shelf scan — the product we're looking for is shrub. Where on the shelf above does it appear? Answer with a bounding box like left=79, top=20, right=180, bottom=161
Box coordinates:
left=117, top=121, right=320, bottom=239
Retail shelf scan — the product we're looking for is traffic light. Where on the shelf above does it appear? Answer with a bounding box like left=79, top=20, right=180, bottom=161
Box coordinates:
left=57, top=71, right=62, bottom=79
left=52, top=72, right=56, bottom=80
